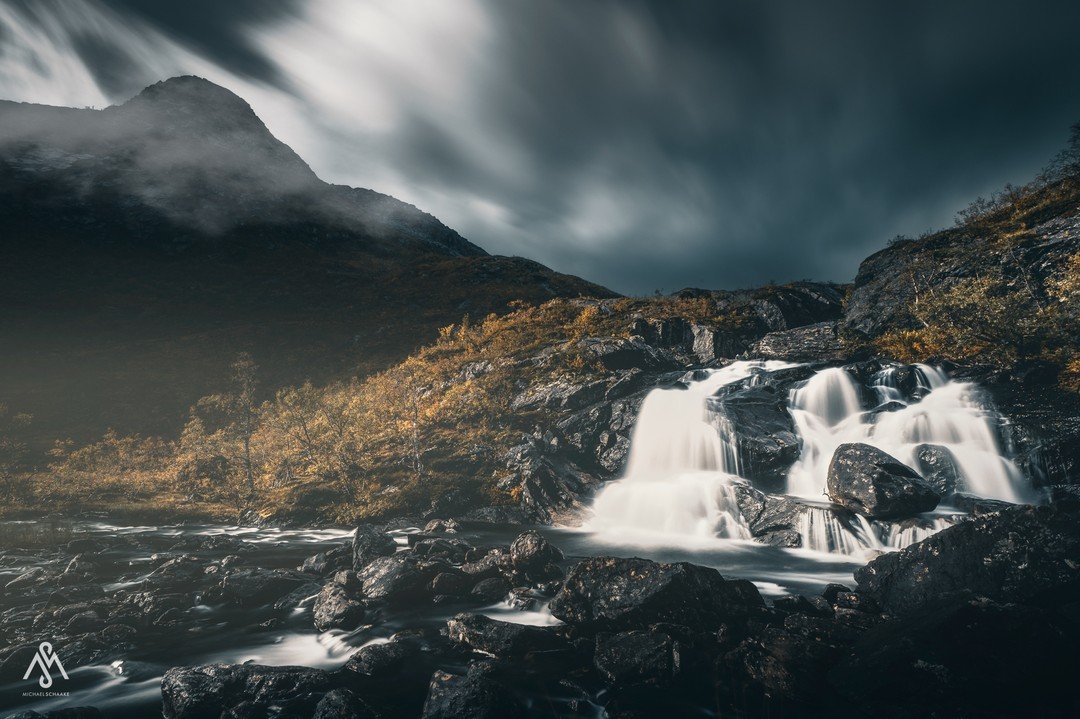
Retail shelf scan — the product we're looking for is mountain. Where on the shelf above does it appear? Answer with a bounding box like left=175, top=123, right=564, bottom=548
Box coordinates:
left=0, top=76, right=613, bottom=449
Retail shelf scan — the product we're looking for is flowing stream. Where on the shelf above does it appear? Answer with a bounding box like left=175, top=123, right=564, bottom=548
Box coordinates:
left=0, top=361, right=1037, bottom=715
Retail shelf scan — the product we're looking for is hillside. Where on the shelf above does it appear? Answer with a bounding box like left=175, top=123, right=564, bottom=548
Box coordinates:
left=0, top=77, right=612, bottom=449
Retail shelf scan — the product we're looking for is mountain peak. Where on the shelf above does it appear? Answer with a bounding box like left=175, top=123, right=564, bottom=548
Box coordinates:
left=117, top=75, right=266, bottom=135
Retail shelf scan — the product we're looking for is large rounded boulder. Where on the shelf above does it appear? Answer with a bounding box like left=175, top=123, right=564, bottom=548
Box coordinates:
left=548, top=556, right=763, bottom=630
left=826, top=443, right=939, bottom=519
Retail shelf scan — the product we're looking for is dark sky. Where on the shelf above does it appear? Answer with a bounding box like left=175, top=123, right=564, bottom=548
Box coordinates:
left=2, top=0, right=1080, bottom=294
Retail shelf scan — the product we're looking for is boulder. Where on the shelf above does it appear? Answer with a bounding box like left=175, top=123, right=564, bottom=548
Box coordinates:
left=732, top=482, right=805, bottom=547
left=855, top=504, right=1080, bottom=615
left=217, top=568, right=310, bottom=606
left=594, top=629, right=681, bottom=686
left=829, top=597, right=1078, bottom=717
left=299, top=544, right=352, bottom=576
left=312, top=689, right=377, bottom=719
left=421, top=665, right=524, bottom=719
left=161, top=664, right=337, bottom=719
left=750, top=320, right=847, bottom=362
left=549, top=556, right=763, bottom=630
left=705, top=384, right=801, bottom=487
left=358, top=554, right=444, bottom=604
left=913, top=444, right=962, bottom=495
left=312, top=575, right=365, bottom=631
left=470, top=576, right=511, bottom=604
left=445, top=613, right=566, bottom=656
left=826, top=443, right=939, bottom=519
left=352, top=526, right=397, bottom=571
left=341, top=638, right=434, bottom=716
left=508, top=530, right=563, bottom=570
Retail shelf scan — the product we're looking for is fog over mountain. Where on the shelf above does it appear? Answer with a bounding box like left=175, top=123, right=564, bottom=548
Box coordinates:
left=2, top=0, right=1080, bottom=294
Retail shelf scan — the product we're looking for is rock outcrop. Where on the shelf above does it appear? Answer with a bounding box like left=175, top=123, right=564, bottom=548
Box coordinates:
left=856, top=504, right=1080, bottom=616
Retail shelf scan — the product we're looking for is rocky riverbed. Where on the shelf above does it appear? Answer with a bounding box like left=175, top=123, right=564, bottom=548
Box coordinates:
left=2, top=498, right=1079, bottom=718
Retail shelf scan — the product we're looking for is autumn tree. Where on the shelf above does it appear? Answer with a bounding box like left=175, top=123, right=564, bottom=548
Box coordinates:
left=0, top=405, right=31, bottom=500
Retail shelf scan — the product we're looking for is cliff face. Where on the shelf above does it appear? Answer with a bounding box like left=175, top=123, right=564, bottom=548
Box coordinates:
left=0, top=77, right=613, bottom=447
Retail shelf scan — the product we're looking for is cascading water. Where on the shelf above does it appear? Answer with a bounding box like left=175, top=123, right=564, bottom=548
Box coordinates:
left=585, top=357, right=1032, bottom=557
left=585, top=361, right=792, bottom=540
left=786, top=363, right=1031, bottom=505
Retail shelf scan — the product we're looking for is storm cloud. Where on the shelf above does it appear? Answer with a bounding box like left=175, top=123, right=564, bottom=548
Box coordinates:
left=2, top=0, right=1079, bottom=293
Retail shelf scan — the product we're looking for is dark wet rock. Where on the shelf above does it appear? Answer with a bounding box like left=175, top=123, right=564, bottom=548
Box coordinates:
left=750, top=320, right=848, bottom=362
left=501, top=440, right=601, bottom=524
left=423, top=518, right=461, bottom=534
left=312, top=688, right=377, bottom=719
left=5, top=567, right=48, bottom=590
left=510, top=377, right=610, bottom=413
left=856, top=504, right=1080, bottom=616
left=821, top=583, right=852, bottom=605
left=342, top=637, right=423, bottom=679
left=299, top=544, right=352, bottom=576
left=984, top=376, right=1080, bottom=489
left=272, top=580, right=322, bottom=611
left=460, top=548, right=511, bottom=580
left=340, top=637, right=439, bottom=716
left=946, top=492, right=1015, bottom=515
left=549, top=556, right=763, bottom=630
left=914, top=444, right=962, bottom=496
left=147, top=556, right=209, bottom=586
left=412, top=537, right=472, bottom=563
left=829, top=597, right=1078, bottom=718
left=64, top=610, right=105, bottom=633
left=455, top=505, right=530, bottom=526
left=594, top=629, right=681, bottom=686
left=429, top=571, right=470, bottom=596
left=509, top=530, right=563, bottom=570
left=123, top=590, right=194, bottom=622
left=217, top=568, right=310, bottom=606
left=826, top=443, right=939, bottom=519
left=470, top=576, right=511, bottom=603
left=554, top=390, right=647, bottom=474
left=351, top=525, right=398, bottom=571
left=161, top=664, right=337, bottom=719
left=577, top=336, right=681, bottom=372
left=772, top=594, right=833, bottom=618
left=358, top=553, right=445, bottom=603
left=446, top=612, right=566, bottom=657
left=726, top=625, right=848, bottom=709
left=733, top=483, right=805, bottom=547
left=421, top=665, right=524, bottom=719
left=312, top=574, right=365, bottom=631
left=706, top=384, right=800, bottom=487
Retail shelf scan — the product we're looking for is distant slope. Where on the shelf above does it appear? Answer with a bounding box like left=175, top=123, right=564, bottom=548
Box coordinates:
left=0, top=76, right=614, bottom=449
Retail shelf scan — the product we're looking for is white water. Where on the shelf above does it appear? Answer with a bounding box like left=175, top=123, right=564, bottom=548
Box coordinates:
left=786, top=363, right=1030, bottom=504
left=586, top=359, right=1032, bottom=556
left=585, top=361, right=793, bottom=541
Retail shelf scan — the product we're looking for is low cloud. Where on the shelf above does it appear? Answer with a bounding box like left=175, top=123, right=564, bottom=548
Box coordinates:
left=2, top=0, right=1079, bottom=293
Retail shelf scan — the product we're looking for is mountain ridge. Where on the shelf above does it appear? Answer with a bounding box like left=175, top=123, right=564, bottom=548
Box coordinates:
left=0, top=76, right=613, bottom=448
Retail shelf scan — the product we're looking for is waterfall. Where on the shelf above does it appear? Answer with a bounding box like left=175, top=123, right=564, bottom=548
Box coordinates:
left=585, top=358, right=1031, bottom=554
left=786, top=364, right=1031, bottom=504
left=585, top=361, right=792, bottom=540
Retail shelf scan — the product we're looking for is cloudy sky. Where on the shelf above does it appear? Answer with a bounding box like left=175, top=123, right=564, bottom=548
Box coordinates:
left=1, top=0, right=1079, bottom=294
